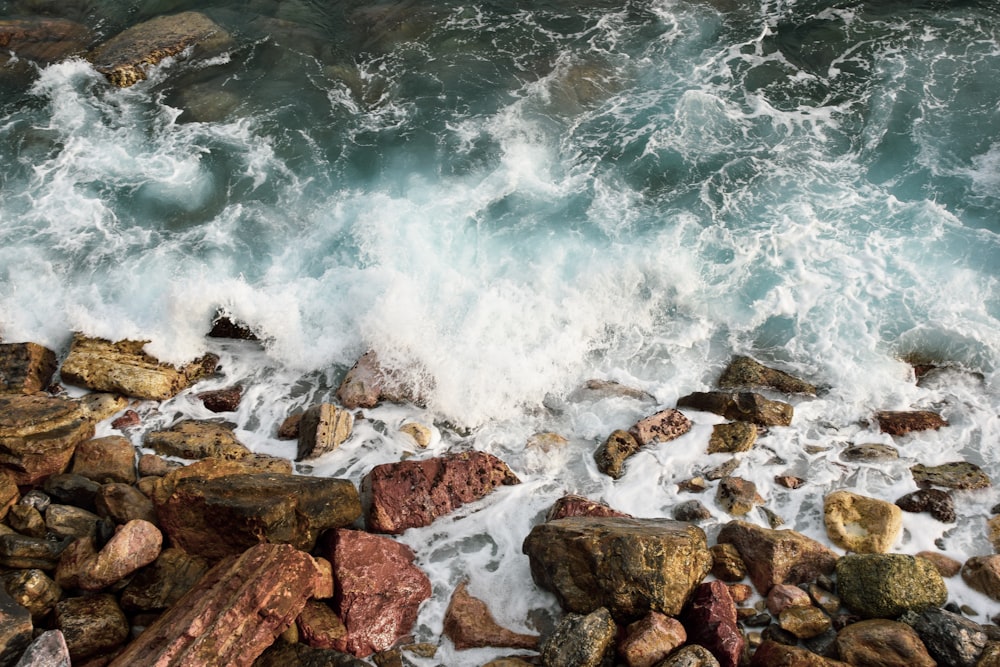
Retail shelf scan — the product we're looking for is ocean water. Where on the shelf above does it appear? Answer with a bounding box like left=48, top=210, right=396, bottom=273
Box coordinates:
left=1, top=0, right=999, bottom=662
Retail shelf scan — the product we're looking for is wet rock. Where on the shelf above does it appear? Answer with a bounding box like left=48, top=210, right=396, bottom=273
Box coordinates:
left=145, top=419, right=250, bottom=461
left=911, top=462, right=991, bottom=490
left=297, top=404, right=353, bottom=461
left=766, top=584, right=811, bottom=616
left=779, top=606, right=830, bottom=639
left=119, top=547, right=210, bottom=612
left=109, top=543, right=324, bottom=666
left=681, top=580, right=743, bottom=667
left=840, top=443, right=899, bottom=462
left=0, top=394, right=95, bottom=485
left=961, top=555, right=1000, bottom=600
left=253, top=640, right=371, bottom=666
left=823, top=490, right=902, bottom=553
left=94, top=483, right=156, bottom=525
left=324, top=528, right=432, bottom=658
left=363, top=451, right=519, bottom=534
left=539, top=607, right=616, bottom=667
left=208, top=314, right=258, bottom=340
left=522, top=516, right=712, bottom=619
left=45, top=504, right=102, bottom=540
left=677, top=391, right=793, bottom=427
left=0, top=586, right=32, bottom=667
left=774, top=475, right=805, bottom=489
left=569, top=379, right=655, bottom=403
left=876, top=410, right=948, bottom=436
left=749, top=639, right=849, bottom=666
left=54, top=593, right=128, bottom=662
left=834, top=618, right=934, bottom=667
left=710, top=543, right=747, bottom=582
left=0, top=342, right=57, bottom=394
left=69, top=435, right=136, bottom=485
left=77, top=519, right=161, bottom=591
left=618, top=611, right=686, bottom=667
left=895, top=488, right=955, bottom=523
left=0, top=471, right=17, bottom=520
left=716, top=477, right=763, bottom=516
left=78, top=393, right=129, bottom=423
left=631, top=408, right=692, bottom=446
left=197, top=385, right=243, bottom=413
left=916, top=551, right=962, bottom=578
left=12, top=629, right=70, bottom=667
left=805, top=583, right=840, bottom=616
left=708, top=422, right=757, bottom=454
left=297, top=599, right=347, bottom=649
left=1, top=568, right=60, bottom=622
left=718, top=356, right=817, bottom=395
left=156, top=472, right=361, bottom=559
left=137, top=453, right=181, bottom=477
left=0, top=533, right=68, bottom=570
left=716, top=520, right=838, bottom=595
left=658, top=644, right=721, bottom=666
left=547, top=494, right=630, bottom=521
left=399, top=422, right=431, bottom=448
left=705, top=458, right=740, bottom=481
left=836, top=554, right=947, bottom=618
left=674, top=499, right=712, bottom=522
left=8, top=504, right=46, bottom=537
left=59, top=334, right=217, bottom=400
left=110, top=410, right=140, bottom=430
left=42, top=474, right=100, bottom=511
left=679, top=476, right=710, bottom=493
left=902, top=607, right=988, bottom=667
left=443, top=580, right=538, bottom=650
left=988, top=515, right=1000, bottom=552
left=594, top=429, right=641, bottom=479
left=148, top=457, right=283, bottom=506
left=277, top=413, right=303, bottom=440
left=336, top=350, right=426, bottom=409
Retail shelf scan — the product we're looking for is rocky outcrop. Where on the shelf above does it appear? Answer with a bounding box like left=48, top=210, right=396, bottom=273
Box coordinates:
left=677, top=391, right=793, bottom=426
left=836, top=554, right=947, bottom=618
left=522, top=516, right=712, bottom=620
left=0, top=342, right=56, bottom=394
left=0, top=394, right=95, bottom=485
left=297, top=404, right=353, bottom=461
left=823, top=490, right=902, bottom=553
left=718, top=356, right=817, bottom=395
left=539, top=607, right=616, bottom=667
left=716, top=521, right=837, bottom=595
left=876, top=410, right=948, bottom=435
left=443, top=580, right=538, bottom=650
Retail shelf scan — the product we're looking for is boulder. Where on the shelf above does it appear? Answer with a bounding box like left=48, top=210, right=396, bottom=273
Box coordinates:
left=618, top=611, right=686, bottom=667
left=716, top=477, right=763, bottom=516
left=95, top=482, right=157, bottom=525
left=961, top=555, right=1000, bottom=601
left=659, top=644, right=722, bottom=666
left=895, top=488, right=955, bottom=523
left=0, top=394, right=95, bottom=485
left=145, top=420, right=250, bottom=461
left=108, top=544, right=324, bottom=666
left=681, top=580, right=743, bottom=667
left=522, top=516, right=712, bottom=620
left=911, top=462, right=991, bottom=490
left=718, top=356, right=817, bottom=395
left=594, top=429, right=641, bottom=479
left=0, top=18, right=91, bottom=67
left=297, top=404, right=353, bottom=461
left=0, top=587, right=32, bottom=667
left=677, top=391, right=793, bottom=426
left=0, top=342, right=57, bottom=394
left=749, top=639, right=849, bottom=666
left=197, top=386, right=242, bottom=413
left=631, top=409, right=692, bottom=446
left=59, top=334, right=217, bottom=400
left=119, top=547, right=210, bottom=612
left=11, top=630, right=70, bottom=667
left=77, top=519, right=162, bottom=591
left=823, top=490, right=902, bottom=553
left=836, top=554, right=947, bottom=618
left=901, top=607, right=988, bottom=667
left=835, top=618, right=933, bottom=666
left=1, top=569, right=61, bottom=622
left=443, top=580, right=538, bottom=650
left=716, top=521, right=837, bottom=595
left=324, top=528, right=432, bottom=657
left=707, top=422, right=757, bottom=454
left=840, top=443, right=899, bottom=462
left=362, top=451, right=519, bottom=534
left=69, top=435, right=136, bottom=485
left=156, top=472, right=361, bottom=560
left=539, top=607, right=616, bottom=667
left=876, top=410, right=948, bottom=435
left=296, top=599, right=347, bottom=649
left=42, top=474, right=100, bottom=511
left=547, top=494, right=630, bottom=521
left=54, top=593, right=129, bottom=662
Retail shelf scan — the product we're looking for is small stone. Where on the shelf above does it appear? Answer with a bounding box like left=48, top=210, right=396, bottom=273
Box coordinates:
left=823, top=490, right=902, bottom=553
left=716, top=477, right=762, bottom=516
left=836, top=554, right=947, bottom=618
left=630, top=408, right=692, bottom=446
left=0, top=471, right=18, bottom=520
left=18, top=490, right=49, bottom=512
left=774, top=475, right=805, bottom=489
left=901, top=606, right=988, bottom=667
left=896, top=488, right=956, bottom=523
left=711, top=543, right=747, bottom=582
left=876, top=410, right=948, bottom=435
left=705, top=458, right=740, bottom=481
left=136, top=454, right=180, bottom=477
left=707, top=421, right=757, bottom=454
left=0, top=586, right=33, bottom=666
left=69, top=436, right=136, bottom=485
left=526, top=432, right=568, bottom=452
left=916, top=551, right=962, bottom=578
left=539, top=607, right=616, bottom=667
left=119, top=547, right=210, bottom=612
left=728, top=583, right=753, bottom=604
left=750, top=639, right=849, bottom=666
left=42, top=474, right=100, bottom=511
left=988, top=516, right=1000, bottom=552
left=197, top=386, right=242, bottom=413
left=54, top=593, right=129, bottom=661
left=53, top=536, right=98, bottom=590
left=766, top=584, right=811, bottom=616
left=399, top=422, right=431, bottom=448
left=659, top=644, right=722, bottom=666
left=547, top=495, right=630, bottom=521
left=276, top=413, right=302, bottom=440
left=594, top=429, right=641, bottom=479
left=443, top=580, right=538, bottom=650
left=618, top=611, right=686, bottom=667
left=674, top=499, right=712, bottom=522
left=678, top=477, right=709, bottom=493
left=911, top=462, right=991, bottom=490
left=840, top=443, right=899, bottom=462
left=804, top=583, right=840, bottom=616
left=110, top=410, right=140, bottom=430
left=12, top=629, right=71, bottom=667
left=779, top=605, right=831, bottom=639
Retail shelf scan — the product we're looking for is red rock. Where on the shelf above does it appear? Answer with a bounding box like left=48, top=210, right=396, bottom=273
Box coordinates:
left=296, top=599, right=346, bottom=649
left=325, top=528, right=432, bottom=657
left=681, top=580, right=744, bottom=667
left=70, top=436, right=137, bottom=484
left=197, top=386, right=242, bottom=413
left=443, top=580, right=539, bottom=651
left=108, top=543, right=324, bottom=667
left=78, top=519, right=162, bottom=591
left=362, top=451, right=519, bottom=534
left=876, top=410, right=947, bottom=436
left=111, top=409, right=141, bottom=430
left=767, top=584, right=812, bottom=616
left=546, top=494, right=631, bottom=521
left=716, top=520, right=837, bottom=595
left=618, top=611, right=686, bottom=667
left=0, top=342, right=57, bottom=394
left=631, top=409, right=692, bottom=446
left=775, top=475, right=805, bottom=489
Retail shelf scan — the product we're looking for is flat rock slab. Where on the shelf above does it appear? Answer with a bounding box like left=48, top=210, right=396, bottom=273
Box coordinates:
left=0, top=394, right=95, bottom=485
left=676, top=391, right=793, bottom=427
left=911, top=462, right=991, bottom=490
left=0, top=18, right=92, bottom=65
left=0, top=342, right=57, bottom=394
left=145, top=420, right=250, bottom=461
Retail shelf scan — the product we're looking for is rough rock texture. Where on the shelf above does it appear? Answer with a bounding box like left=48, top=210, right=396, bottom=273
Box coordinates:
left=835, top=618, right=935, bottom=667
left=59, top=334, right=217, bottom=400
left=902, top=607, right=988, bottom=667
left=618, top=611, right=686, bottom=667
left=779, top=606, right=831, bottom=639
left=547, top=494, right=630, bottom=521
left=823, top=490, right=902, bottom=553
left=197, top=386, right=242, bottom=413
left=0, top=18, right=92, bottom=66
left=659, top=644, right=722, bottom=666
left=156, top=472, right=361, bottom=559
left=54, top=593, right=129, bottom=661
left=840, top=443, right=899, bottom=462
left=836, top=554, right=947, bottom=618
left=716, top=477, right=762, bottom=516
left=45, top=504, right=101, bottom=540
left=120, top=547, right=210, bottom=612
left=145, top=420, right=250, bottom=461
left=252, top=641, right=371, bottom=666
left=109, top=544, right=323, bottom=666
left=296, top=600, right=347, bottom=649
left=522, top=516, right=712, bottom=620
left=399, top=422, right=431, bottom=448
left=539, top=607, right=616, bottom=667
left=708, top=422, right=757, bottom=454
left=335, top=350, right=426, bottom=409
left=78, top=519, right=162, bottom=591
left=911, top=462, right=991, bottom=490
left=0, top=587, right=32, bottom=667
left=1, top=568, right=61, bottom=622
left=12, top=629, right=71, bottom=667
left=0, top=471, right=17, bottom=521
left=0, top=394, right=95, bottom=485
left=594, top=429, right=641, bottom=479
left=677, top=391, right=793, bottom=426
left=9, top=504, right=45, bottom=538
left=681, top=580, right=744, bottom=667
left=916, top=551, right=962, bottom=578
left=895, top=488, right=956, bottom=523
left=325, top=528, right=432, bottom=658
left=363, top=451, right=519, bottom=534
left=69, top=435, right=137, bottom=485
left=43, top=473, right=100, bottom=511
left=876, top=410, right=948, bottom=435
left=716, top=521, right=838, bottom=595
left=443, top=580, right=538, bottom=650
left=718, top=356, right=817, bottom=395
left=766, top=584, right=811, bottom=616
left=631, top=409, right=692, bottom=446
left=0, top=532, right=69, bottom=570
left=710, top=543, right=747, bottom=582
left=749, top=640, right=850, bottom=666
left=297, top=404, right=353, bottom=461
left=95, top=482, right=157, bottom=525
left=961, top=555, right=1000, bottom=600
left=674, top=499, right=712, bottom=522
left=0, top=342, right=57, bottom=394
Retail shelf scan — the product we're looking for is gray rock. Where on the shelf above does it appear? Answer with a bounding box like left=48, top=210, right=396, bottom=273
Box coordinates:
left=540, top=607, right=616, bottom=667
left=13, top=630, right=70, bottom=667
left=0, top=587, right=32, bottom=667
left=901, top=607, right=988, bottom=667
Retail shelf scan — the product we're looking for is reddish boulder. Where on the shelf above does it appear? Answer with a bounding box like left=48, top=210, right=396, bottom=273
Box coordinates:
left=0, top=342, right=57, bottom=394
left=618, top=611, right=687, bottom=667
left=78, top=519, right=162, bottom=591
left=111, top=409, right=141, bottom=430
left=681, top=580, right=744, bottom=667
left=546, top=494, right=631, bottom=521
left=443, top=580, right=539, bottom=650
left=363, top=451, right=519, bottom=534
left=716, top=521, right=837, bottom=595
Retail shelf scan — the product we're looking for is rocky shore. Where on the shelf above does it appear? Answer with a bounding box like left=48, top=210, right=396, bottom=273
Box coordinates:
left=0, top=324, right=998, bottom=667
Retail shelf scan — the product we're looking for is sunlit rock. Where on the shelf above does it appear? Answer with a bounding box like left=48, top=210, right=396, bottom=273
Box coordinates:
left=677, top=391, right=793, bottom=426
left=708, top=421, right=757, bottom=454
left=835, top=618, right=935, bottom=667
left=910, top=461, right=991, bottom=490
left=297, top=403, right=353, bottom=460
left=823, top=490, right=902, bottom=553
left=716, top=520, right=837, bottom=595
left=876, top=410, right=948, bottom=436
left=145, top=419, right=250, bottom=461
left=836, top=554, right=946, bottom=618
left=539, top=607, right=616, bottom=667
left=0, top=394, right=94, bottom=485
left=443, top=580, right=539, bottom=651
left=618, top=611, right=687, bottom=667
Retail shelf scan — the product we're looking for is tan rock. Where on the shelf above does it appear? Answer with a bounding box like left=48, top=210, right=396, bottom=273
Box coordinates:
left=0, top=470, right=17, bottom=520
left=716, top=476, right=763, bottom=516
left=718, top=356, right=816, bottom=395
left=594, top=429, right=641, bottom=479
left=779, top=605, right=831, bottom=639
left=399, top=422, right=432, bottom=448
left=766, top=583, right=811, bottom=616
left=296, top=599, right=346, bottom=649
left=0, top=394, right=94, bottom=485
left=750, top=639, right=850, bottom=666
left=0, top=342, right=57, bottom=394
left=526, top=431, right=568, bottom=451
left=443, top=580, right=538, bottom=650
left=989, top=516, right=1000, bottom=552
left=1, top=568, right=61, bottom=622
left=8, top=504, right=46, bottom=537
left=711, top=543, right=748, bottom=582
left=70, top=435, right=136, bottom=484
left=823, top=490, right=902, bottom=553
left=962, top=555, right=1000, bottom=601
left=76, top=393, right=129, bottom=423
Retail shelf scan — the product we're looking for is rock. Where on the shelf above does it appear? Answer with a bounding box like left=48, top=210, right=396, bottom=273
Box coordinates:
left=0, top=471, right=17, bottom=520
left=18, top=490, right=49, bottom=512
left=766, top=584, right=811, bottom=616
left=0, top=586, right=33, bottom=667
left=156, top=472, right=361, bottom=559
left=679, top=477, right=710, bottom=493
left=0, top=18, right=91, bottom=68
left=677, top=391, right=793, bottom=427
left=718, top=356, right=817, bottom=395
left=148, top=457, right=280, bottom=506
left=716, top=520, right=838, bottom=595
left=708, top=422, right=757, bottom=454
left=54, top=593, right=128, bottom=661
left=876, top=410, right=948, bottom=435
left=119, top=547, right=210, bottom=611
left=547, top=494, right=630, bottom=521
left=823, top=490, right=902, bottom=553
left=277, top=413, right=302, bottom=440
left=522, top=516, right=712, bottom=619
left=95, top=483, right=156, bottom=525
left=110, top=410, right=141, bottom=430
left=8, top=504, right=46, bottom=537
left=53, top=536, right=97, bottom=590
left=779, top=606, right=830, bottom=639
left=836, top=554, right=947, bottom=618
left=618, top=611, right=686, bottom=667
left=0, top=342, right=57, bottom=394
left=805, top=584, right=840, bottom=616
left=961, top=555, right=1000, bottom=600
left=207, top=315, right=258, bottom=340
left=443, top=580, right=539, bottom=650
left=363, top=451, right=519, bottom=534
left=137, top=454, right=180, bottom=477
left=12, top=630, right=70, bottom=667
left=78, top=519, right=162, bottom=591
left=0, top=533, right=69, bottom=570
left=145, top=420, right=250, bottom=461
left=710, top=543, right=747, bottom=582
left=197, top=386, right=243, bottom=413
left=716, top=477, right=763, bottom=516
left=749, top=639, right=849, bottom=666
left=902, top=607, right=988, bottom=667
left=335, top=350, right=425, bottom=409
left=774, top=475, right=805, bottom=489
left=297, top=599, right=347, bottom=649
left=658, top=644, right=722, bottom=666
left=895, top=488, right=955, bottom=523
left=840, top=443, right=899, bottom=462
left=45, top=504, right=102, bottom=540
left=539, top=607, right=616, bottom=667
left=916, top=551, right=961, bottom=578
left=705, top=458, right=740, bottom=481
left=1, top=569, right=61, bottom=622
left=297, top=404, right=353, bottom=461
left=631, top=409, right=693, bottom=446
left=59, top=334, right=217, bottom=400
left=253, top=641, right=371, bottom=666
left=77, top=393, right=129, bottom=423
left=979, top=643, right=1000, bottom=667
left=109, top=543, right=324, bottom=666
left=569, top=379, right=655, bottom=403
left=324, top=528, right=432, bottom=657
left=681, top=580, right=743, bottom=667
left=911, top=462, right=991, bottom=490
left=989, top=516, right=1000, bottom=552
left=594, top=429, right=641, bottom=479
left=69, top=436, right=136, bottom=485
left=834, top=618, right=934, bottom=667
left=399, top=422, right=431, bottom=448
left=42, top=474, right=100, bottom=511
left=674, top=500, right=712, bottom=522
left=0, top=394, right=95, bottom=485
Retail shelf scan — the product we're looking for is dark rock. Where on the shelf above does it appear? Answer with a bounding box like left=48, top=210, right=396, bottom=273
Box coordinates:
left=0, top=395, right=95, bottom=486
left=110, top=410, right=141, bottom=430
left=12, top=629, right=70, bottom=667
left=718, top=356, right=816, bottom=395
left=716, top=477, right=762, bottom=516
left=0, top=533, right=69, bottom=570
left=363, top=451, right=519, bottom=534
left=836, top=554, right=947, bottom=618
left=840, top=443, right=899, bottom=462
left=911, top=462, right=991, bottom=490
left=895, top=488, right=955, bottom=523
left=54, top=593, right=128, bottom=661
left=522, top=516, right=712, bottom=620
left=8, top=504, right=46, bottom=538
left=145, top=420, right=250, bottom=461
left=119, top=547, right=210, bottom=612
left=676, top=391, right=793, bottom=427
left=0, top=342, right=57, bottom=394
left=42, top=474, right=100, bottom=512
left=710, top=543, right=747, bottom=582
left=297, top=404, right=353, bottom=461
left=208, top=315, right=258, bottom=340
left=196, top=386, right=243, bottom=413
left=716, top=520, right=837, bottom=595
left=297, top=599, right=347, bottom=649
left=749, top=639, right=849, bottom=666
left=631, top=408, right=692, bottom=446
left=0, top=471, right=17, bottom=521
left=277, top=413, right=303, bottom=440
left=253, top=641, right=371, bottom=666
left=835, top=618, right=935, bottom=667
left=594, top=429, right=641, bottom=479
left=961, top=555, right=1000, bottom=601
left=681, top=580, right=744, bottom=667
left=443, top=580, right=538, bottom=650
left=618, top=611, right=686, bottom=667
left=876, top=410, right=948, bottom=436
left=761, top=624, right=798, bottom=646
left=45, top=504, right=101, bottom=540
left=546, top=494, right=630, bottom=521
left=53, top=536, right=97, bottom=590
left=0, top=586, right=32, bottom=667
left=707, top=422, right=757, bottom=454
left=658, top=644, right=722, bottom=666
left=95, top=483, right=156, bottom=525
left=901, top=607, right=988, bottom=667
left=539, top=607, right=616, bottom=667
left=674, top=499, right=712, bottom=522
left=705, top=458, right=740, bottom=481
left=69, top=436, right=137, bottom=485
left=1, top=569, right=60, bottom=622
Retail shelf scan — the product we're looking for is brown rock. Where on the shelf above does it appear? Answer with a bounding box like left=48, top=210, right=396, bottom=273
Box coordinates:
left=539, top=607, right=616, bottom=667
left=716, top=520, right=838, bottom=595
left=55, top=593, right=129, bottom=661
left=774, top=475, right=805, bottom=489
left=110, top=410, right=141, bottom=430
left=716, top=477, right=763, bottom=516
left=0, top=532, right=69, bottom=570
left=876, top=410, right=948, bottom=435
left=0, top=342, right=57, bottom=394
left=895, top=488, right=956, bottom=523
left=69, top=436, right=137, bottom=484
left=297, top=404, right=353, bottom=461
left=749, top=639, right=850, bottom=666
left=297, top=599, right=347, bottom=649
left=728, top=583, right=753, bottom=604
left=835, top=618, right=935, bottom=667
left=276, top=413, right=302, bottom=440
left=526, top=431, right=568, bottom=451
left=546, top=494, right=631, bottom=521
left=443, top=580, right=538, bottom=650
left=145, top=420, right=250, bottom=461
left=823, top=490, right=902, bottom=553
left=59, top=334, right=217, bottom=400
left=0, top=394, right=95, bottom=485
left=711, top=543, right=748, bottom=582
left=677, top=391, right=793, bottom=426
left=325, top=528, right=432, bottom=657
left=618, top=611, right=686, bottom=667
left=78, top=519, right=162, bottom=591
left=989, top=515, right=1000, bottom=552
left=0, top=470, right=17, bottom=520
left=197, top=386, right=242, bottom=413
left=962, top=555, right=1000, bottom=601
left=119, top=547, right=210, bottom=612
left=718, top=356, right=817, bottom=395
left=8, top=503, right=47, bottom=537
left=681, top=580, right=744, bottom=667
left=109, top=543, right=324, bottom=666
left=1, top=568, right=61, bottom=622
left=915, top=551, right=962, bottom=578
left=253, top=640, right=371, bottom=666
left=0, top=586, right=33, bottom=666
left=631, top=408, right=693, bottom=446
left=399, top=422, right=432, bottom=448
left=335, top=350, right=426, bottom=409
left=148, top=457, right=267, bottom=505
left=840, top=443, right=899, bottom=462
left=45, top=504, right=102, bottom=540
left=911, top=462, right=991, bottom=490
left=836, top=554, right=947, bottom=618
left=766, top=584, right=812, bottom=616
left=363, top=451, right=519, bottom=534
left=570, top=379, right=655, bottom=402
left=674, top=499, right=712, bottom=522
left=708, top=421, right=757, bottom=454
left=779, top=606, right=830, bottom=639
left=594, top=429, right=641, bottom=479
left=137, top=454, right=180, bottom=477
left=0, top=18, right=92, bottom=65
left=95, top=483, right=157, bottom=525
left=54, top=536, right=98, bottom=589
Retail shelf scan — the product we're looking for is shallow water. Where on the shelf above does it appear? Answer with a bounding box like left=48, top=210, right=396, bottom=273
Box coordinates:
left=2, top=0, right=999, bottom=662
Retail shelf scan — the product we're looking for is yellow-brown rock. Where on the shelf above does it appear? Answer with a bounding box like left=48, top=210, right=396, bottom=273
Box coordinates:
left=0, top=394, right=94, bottom=485
left=824, top=490, right=902, bottom=553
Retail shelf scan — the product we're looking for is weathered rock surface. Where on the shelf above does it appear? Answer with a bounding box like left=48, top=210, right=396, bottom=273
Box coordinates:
left=296, top=600, right=347, bottom=650
left=718, top=356, right=817, bottom=395
left=716, top=521, right=837, bottom=595
left=677, top=391, right=793, bottom=426
left=1, top=568, right=61, bottom=622
left=45, top=504, right=102, bottom=540
left=399, top=422, right=432, bottom=448
left=547, top=494, right=630, bottom=521
left=0, top=342, right=56, bottom=394
left=779, top=605, right=831, bottom=639
left=0, top=471, right=17, bottom=521
left=594, top=429, right=641, bottom=479
left=710, top=543, right=747, bottom=582
left=716, top=477, right=763, bottom=516
left=43, top=474, right=100, bottom=511
left=54, top=593, right=129, bottom=661
left=876, top=410, right=948, bottom=435
left=836, top=554, right=947, bottom=618
left=681, top=580, right=743, bottom=667
left=631, top=408, right=693, bottom=446
left=834, top=618, right=935, bottom=667
left=59, top=334, right=217, bottom=400
left=901, top=607, right=988, bottom=667
left=252, top=640, right=370, bottom=666
left=95, top=482, right=157, bottom=525
left=78, top=519, right=162, bottom=591
left=335, top=350, right=425, bottom=409
left=749, top=639, right=849, bottom=666
left=0, top=533, right=69, bottom=570
left=363, top=451, right=519, bottom=534
left=297, top=404, right=353, bottom=461
left=659, top=644, right=722, bottom=666
left=708, top=421, right=757, bottom=454
left=197, top=386, right=242, bottom=413
left=324, top=529, right=432, bottom=657
left=0, top=586, right=32, bottom=667
left=823, top=490, right=902, bottom=553
left=8, top=504, right=45, bottom=538
left=766, top=584, right=811, bottom=616
left=145, top=420, right=250, bottom=461
left=911, top=461, right=991, bottom=490
left=156, top=472, right=361, bottom=559
left=119, top=547, right=210, bottom=612
left=618, top=611, right=686, bottom=667
left=840, top=443, right=899, bottom=462
left=522, top=516, right=712, bottom=619
left=895, top=488, right=955, bottom=523
left=69, top=435, right=136, bottom=485
left=961, top=555, right=1000, bottom=600
left=0, top=394, right=95, bottom=485
left=443, top=580, right=538, bottom=650
left=12, top=629, right=70, bottom=667
left=539, top=607, right=616, bottom=667
left=674, top=499, right=712, bottom=522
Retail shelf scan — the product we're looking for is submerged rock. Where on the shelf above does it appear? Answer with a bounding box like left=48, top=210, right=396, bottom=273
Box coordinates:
left=718, top=356, right=817, bottom=395
left=836, top=554, right=947, bottom=618
left=677, top=391, right=793, bottom=427
left=716, top=520, right=837, bottom=595
left=895, top=488, right=956, bottom=523
left=0, top=342, right=57, bottom=394
left=0, top=18, right=91, bottom=71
